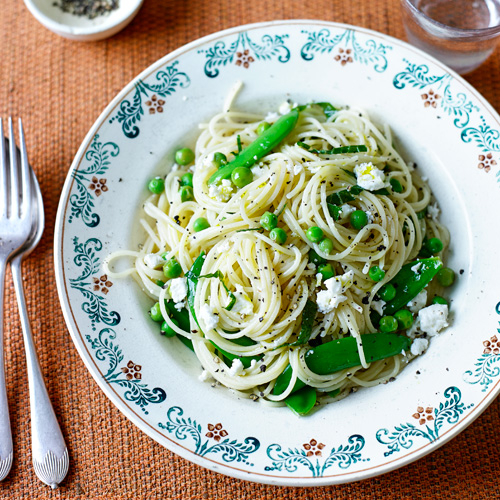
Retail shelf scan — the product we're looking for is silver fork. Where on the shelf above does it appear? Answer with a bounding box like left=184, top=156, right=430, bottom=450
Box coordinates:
left=1, top=119, right=69, bottom=487
left=0, top=118, right=35, bottom=480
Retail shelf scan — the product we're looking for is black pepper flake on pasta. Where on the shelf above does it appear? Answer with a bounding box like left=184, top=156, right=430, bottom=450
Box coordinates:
left=260, top=365, right=267, bottom=372
left=460, top=269, right=464, bottom=275
left=259, top=317, right=264, bottom=322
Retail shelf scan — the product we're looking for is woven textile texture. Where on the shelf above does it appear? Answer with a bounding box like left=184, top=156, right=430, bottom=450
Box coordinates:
left=1, top=0, right=500, bottom=498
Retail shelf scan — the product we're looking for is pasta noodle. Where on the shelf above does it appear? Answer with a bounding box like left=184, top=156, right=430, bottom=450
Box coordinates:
left=104, top=90, right=451, bottom=413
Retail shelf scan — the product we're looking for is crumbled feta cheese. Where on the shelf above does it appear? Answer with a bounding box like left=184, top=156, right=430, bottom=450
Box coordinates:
left=169, top=277, right=187, bottom=303
left=208, top=179, right=234, bottom=202
left=265, top=111, right=279, bottom=122
left=411, top=262, right=422, bottom=274
left=340, top=203, right=355, bottom=219
left=199, top=369, right=214, bottom=382
left=410, top=338, right=429, bottom=356
left=232, top=284, right=253, bottom=316
left=418, top=304, right=449, bottom=337
left=174, top=300, right=186, bottom=311
left=279, top=101, right=292, bottom=115
left=216, top=240, right=231, bottom=254
left=307, top=263, right=316, bottom=271
left=371, top=299, right=386, bottom=316
left=316, top=271, right=354, bottom=314
left=228, top=358, right=244, bottom=376
left=199, top=303, right=219, bottom=331
left=251, top=164, right=267, bottom=177
left=427, top=202, right=440, bottom=221
left=144, top=253, right=164, bottom=269
left=293, top=163, right=303, bottom=175
left=407, top=289, right=427, bottom=313
left=362, top=262, right=371, bottom=274
left=406, top=318, right=420, bottom=338
left=354, top=162, right=387, bottom=191
left=315, top=273, right=323, bottom=288
left=366, top=210, right=375, bottom=223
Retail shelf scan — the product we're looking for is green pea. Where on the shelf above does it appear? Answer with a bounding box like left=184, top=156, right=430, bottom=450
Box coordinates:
left=180, top=185, right=194, bottom=202
left=306, top=226, right=324, bottom=243
left=149, top=302, right=163, bottom=322
left=350, top=210, right=368, bottom=230
left=161, top=317, right=179, bottom=337
left=193, top=217, right=210, bottom=232
left=436, top=267, right=455, bottom=287
left=317, top=264, right=335, bottom=280
left=269, top=227, right=287, bottom=245
left=309, top=249, right=326, bottom=267
left=319, top=237, right=333, bottom=255
left=369, top=265, right=386, bottom=282
left=390, top=178, right=403, bottom=193
left=213, top=152, right=227, bottom=169
left=180, top=172, right=193, bottom=187
left=394, top=309, right=413, bottom=330
left=163, top=258, right=182, bottom=279
left=260, top=211, right=278, bottom=231
left=425, top=237, right=443, bottom=254
left=256, top=122, right=271, bottom=135
left=148, top=177, right=165, bottom=194
left=432, top=296, right=448, bottom=305
left=175, top=147, right=195, bottom=166
left=378, top=283, right=396, bottom=301
left=379, top=315, right=398, bottom=333
left=231, top=167, right=253, bottom=188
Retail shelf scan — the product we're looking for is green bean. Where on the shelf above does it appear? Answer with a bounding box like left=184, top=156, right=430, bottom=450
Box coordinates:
left=383, top=257, right=442, bottom=315
left=285, top=386, right=317, bottom=416
left=208, top=109, right=299, bottom=185
left=273, top=333, right=411, bottom=396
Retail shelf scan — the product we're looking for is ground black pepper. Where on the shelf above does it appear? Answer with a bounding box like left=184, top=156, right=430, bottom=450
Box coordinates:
left=53, top=0, right=119, bottom=19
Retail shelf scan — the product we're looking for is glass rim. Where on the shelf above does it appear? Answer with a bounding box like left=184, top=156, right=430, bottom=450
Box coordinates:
left=401, top=0, right=500, bottom=37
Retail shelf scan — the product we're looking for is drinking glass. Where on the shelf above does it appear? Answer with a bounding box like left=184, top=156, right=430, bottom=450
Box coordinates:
left=400, top=0, right=500, bottom=74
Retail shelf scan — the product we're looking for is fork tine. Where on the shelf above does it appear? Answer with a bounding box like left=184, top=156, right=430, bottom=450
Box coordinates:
left=7, top=118, right=19, bottom=219
left=0, top=120, right=7, bottom=219
left=17, top=119, right=31, bottom=219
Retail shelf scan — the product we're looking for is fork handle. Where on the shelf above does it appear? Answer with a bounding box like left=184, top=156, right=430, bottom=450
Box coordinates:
left=11, top=257, right=68, bottom=488
left=0, top=260, right=13, bottom=481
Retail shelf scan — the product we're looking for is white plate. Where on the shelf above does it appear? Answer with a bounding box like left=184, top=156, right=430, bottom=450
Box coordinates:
left=54, top=20, right=500, bottom=486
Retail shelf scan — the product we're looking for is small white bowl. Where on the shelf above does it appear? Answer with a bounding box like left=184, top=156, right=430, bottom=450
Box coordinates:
left=23, top=0, right=144, bottom=41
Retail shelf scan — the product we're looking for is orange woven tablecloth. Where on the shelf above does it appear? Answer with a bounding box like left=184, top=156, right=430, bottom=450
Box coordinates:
left=1, top=0, right=500, bottom=498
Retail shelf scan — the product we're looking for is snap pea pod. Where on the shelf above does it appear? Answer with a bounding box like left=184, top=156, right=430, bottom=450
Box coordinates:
left=285, top=386, right=317, bottom=416
left=291, top=299, right=318, bottom=346
left=212, top=336, right=261, bottom=369
left=382, top=257, right=442, bottom=316
left=273, top=332, right=411, bottom=396
left=164, top=301, right=194, bottom=351
left=207, top=108, right=299, bottom=185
